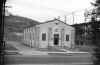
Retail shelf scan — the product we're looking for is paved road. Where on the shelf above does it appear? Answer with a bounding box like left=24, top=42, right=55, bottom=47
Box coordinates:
left=4, top=54, right=93, bottom=65
left=5, top=41, right=93, bottom=65
left=6, top=63, right=92, bottom=65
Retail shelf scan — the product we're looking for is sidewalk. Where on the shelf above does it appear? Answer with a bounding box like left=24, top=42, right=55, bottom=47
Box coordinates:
left=7, top=41, right=48, bottom=55
left=6, top=41, right=90, bottom=55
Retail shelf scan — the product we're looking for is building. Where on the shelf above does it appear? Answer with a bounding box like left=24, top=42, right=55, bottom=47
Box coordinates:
left=23, top=19, right=75, bottom=49
left=72, top=21, right=100, bottom=51
left=72, top=23, right=91, bottom=48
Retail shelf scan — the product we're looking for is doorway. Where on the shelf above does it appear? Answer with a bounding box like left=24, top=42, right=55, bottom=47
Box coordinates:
left=54, top=34, right=59, bottom=45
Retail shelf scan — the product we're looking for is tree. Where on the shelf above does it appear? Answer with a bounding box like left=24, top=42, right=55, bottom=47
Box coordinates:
left=91, top=0, right=100, bottom=65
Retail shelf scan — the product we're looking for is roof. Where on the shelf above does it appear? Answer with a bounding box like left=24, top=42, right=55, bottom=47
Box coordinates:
left=36, top=18, right=74, bottom=28
left=71, top=21, right=100, bottom=27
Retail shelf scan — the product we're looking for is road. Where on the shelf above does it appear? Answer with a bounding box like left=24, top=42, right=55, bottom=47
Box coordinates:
left=4, top=53, right=93, bottom=65
left=5, top=41, right=93, bottom=65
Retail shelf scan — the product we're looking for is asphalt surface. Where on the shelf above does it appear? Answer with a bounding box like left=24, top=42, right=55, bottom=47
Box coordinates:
left=4, top=53, right=93, bottom=65
left=4, top=41, right=94, bottom=65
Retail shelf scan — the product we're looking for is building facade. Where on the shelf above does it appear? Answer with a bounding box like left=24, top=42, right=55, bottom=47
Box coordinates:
left=72, top=21, right=100, bottom=47
left=23, top=19, right=75, bottom=49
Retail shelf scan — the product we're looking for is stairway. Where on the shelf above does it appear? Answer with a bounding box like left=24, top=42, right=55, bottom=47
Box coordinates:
left=53, top=46, right=79, bottom=52
left=36, top=46, right=66, bottom=52
left=48, top=46, right=66, bottom=52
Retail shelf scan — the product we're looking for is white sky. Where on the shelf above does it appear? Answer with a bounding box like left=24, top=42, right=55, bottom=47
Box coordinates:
left=6, top=0, right=93, bottom=24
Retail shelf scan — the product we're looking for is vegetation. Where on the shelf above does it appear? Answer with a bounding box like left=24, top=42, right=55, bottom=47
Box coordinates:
left=91, top=0, right=100, bottom=65
left=4, top=15, right=39, bottom=41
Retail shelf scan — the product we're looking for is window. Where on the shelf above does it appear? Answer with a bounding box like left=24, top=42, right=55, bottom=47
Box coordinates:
left=42, top=33, right=46, bottom=41
left=66, top=35, right=69, bottom=41
left=32, top=32, right=34, bottom=40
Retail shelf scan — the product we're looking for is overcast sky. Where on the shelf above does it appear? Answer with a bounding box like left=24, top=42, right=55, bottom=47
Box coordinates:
left=6, top=0, right=93, bottom=24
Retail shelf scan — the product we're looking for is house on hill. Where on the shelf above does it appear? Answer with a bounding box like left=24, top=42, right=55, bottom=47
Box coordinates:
left=23, top=19, right=75, bottom=49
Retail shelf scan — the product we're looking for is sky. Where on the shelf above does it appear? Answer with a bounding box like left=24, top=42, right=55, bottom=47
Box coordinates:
left=6, top=0, right=93, bottom=24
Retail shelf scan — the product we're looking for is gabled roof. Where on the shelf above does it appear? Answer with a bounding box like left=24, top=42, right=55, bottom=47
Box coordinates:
left=36, top=18, right=74, bottom=28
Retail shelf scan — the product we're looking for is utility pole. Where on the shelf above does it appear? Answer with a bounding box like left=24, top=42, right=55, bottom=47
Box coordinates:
left=64, top=15, right=67, bottom=23
left=84, top=9, right=88, bottom=46
left=72, top=12, right=75, bottom=24
left=57, top=16, right=60, bottom=20
left=84, top=9, right=88, bottom=22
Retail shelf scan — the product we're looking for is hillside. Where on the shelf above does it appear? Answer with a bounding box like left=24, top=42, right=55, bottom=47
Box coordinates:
left=4, top=15, right=39, bottom=41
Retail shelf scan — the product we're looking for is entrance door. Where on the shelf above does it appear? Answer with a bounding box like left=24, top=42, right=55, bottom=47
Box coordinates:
left=54, top=34, right=59, bottom=45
